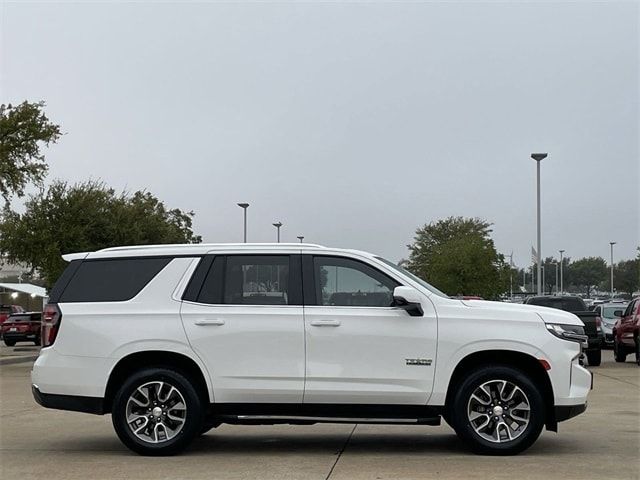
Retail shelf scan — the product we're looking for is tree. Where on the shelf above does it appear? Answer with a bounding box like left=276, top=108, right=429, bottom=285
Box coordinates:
left=568, top=257, right=607, bottom=297
left=0, top=180, right=201, bottom=286
left=407, top=217, right=508, bottom=299
left=614, top=259, right=640, bottom=296
left=0, top=101, right=61, bottom=203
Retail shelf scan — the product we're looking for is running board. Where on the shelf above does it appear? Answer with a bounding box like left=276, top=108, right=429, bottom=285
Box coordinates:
left=215, top=415, right=441, bottom=426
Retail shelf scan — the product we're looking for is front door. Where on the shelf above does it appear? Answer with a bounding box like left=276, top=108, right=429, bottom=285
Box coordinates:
left=303, top=255, right=437, bottom=405
left=181, top=254, right=305, bottom=403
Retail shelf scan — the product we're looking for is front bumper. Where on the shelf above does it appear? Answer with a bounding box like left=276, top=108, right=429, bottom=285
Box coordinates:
left=32, top=384, right=104, bottom=415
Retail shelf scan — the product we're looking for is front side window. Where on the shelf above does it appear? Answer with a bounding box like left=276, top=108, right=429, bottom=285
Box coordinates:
left=224, top=256, right=290, bottom=305
left=313, top=256, right=398, bottom=307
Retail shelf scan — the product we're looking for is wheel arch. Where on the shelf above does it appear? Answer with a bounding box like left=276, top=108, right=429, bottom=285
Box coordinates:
left=104, top=350, right=211, bottom=413
left=443, top=349, right=557, bottom=431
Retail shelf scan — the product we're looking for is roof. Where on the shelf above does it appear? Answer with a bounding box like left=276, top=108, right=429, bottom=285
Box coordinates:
left=0, top=283, right=48, bottom=298
left=61, top=243, right=379, bottom=262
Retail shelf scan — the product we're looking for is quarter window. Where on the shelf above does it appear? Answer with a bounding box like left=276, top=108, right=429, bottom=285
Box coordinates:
left=58, top=258, right=171, bottom=302
left=313, top=256, right=399, bottom=307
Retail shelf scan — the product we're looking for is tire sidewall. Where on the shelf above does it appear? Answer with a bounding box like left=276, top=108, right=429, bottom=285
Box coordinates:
left=112, top=367, right=203, bottom=456
left=451, top=365, right=545, bottom=455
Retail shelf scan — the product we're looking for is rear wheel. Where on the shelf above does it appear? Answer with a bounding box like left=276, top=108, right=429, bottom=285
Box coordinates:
left=634, top=335, right=640, bottom=366
left=4, top=339, right=16, bottom=347
left=613, top=339, right=627, bottom=363
left=112, top=367, right=204, bottom=456
left=450, top=365, right=545, bottom=455
left=586, top=349, right=601, bottom=367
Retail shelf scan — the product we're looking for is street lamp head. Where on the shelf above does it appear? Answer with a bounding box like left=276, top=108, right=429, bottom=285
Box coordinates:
left=273, top=222, right=282, bottom=228
left=237, top=203, right=249, bottom=209
left=610, top=241, right=616, bottom=246
left=531, top=153, right=548, bottom=162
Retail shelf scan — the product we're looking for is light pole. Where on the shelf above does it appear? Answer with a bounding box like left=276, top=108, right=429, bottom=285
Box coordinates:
left=542, top=265, right=546, bottom=295
left=554, top=262, right=558, bottom=294
left=297, top=236, right=304, bottom=243
left=559, top=249, right=565, bottom=295
left=273, top=222, right=283, bottom=243
left=531, top=153, right=547, bottom=295
left=610, top=241, right=616, bottom=298
left=237, top=203, right=249, bottom=242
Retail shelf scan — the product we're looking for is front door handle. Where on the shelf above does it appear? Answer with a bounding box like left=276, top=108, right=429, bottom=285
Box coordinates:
left=194, top=319, right=225, bottom=326
left=310, top=320, right=341, bottom=327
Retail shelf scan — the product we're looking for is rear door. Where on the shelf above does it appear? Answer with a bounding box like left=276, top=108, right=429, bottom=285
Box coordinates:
left=180, top=254, right=305, bottom=403
left=302, top=254, right=437, bottom=405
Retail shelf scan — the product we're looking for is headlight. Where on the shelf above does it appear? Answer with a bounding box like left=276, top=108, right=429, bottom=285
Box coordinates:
left=545, top=323, right=588, bottom=347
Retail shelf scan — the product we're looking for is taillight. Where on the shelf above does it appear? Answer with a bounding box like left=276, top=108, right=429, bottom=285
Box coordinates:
left=42, top=303, right=61, bottom=347
left=595, top=316, right=602, bottom=331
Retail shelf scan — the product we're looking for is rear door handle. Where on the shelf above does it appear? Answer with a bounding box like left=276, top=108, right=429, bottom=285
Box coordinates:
left=194, top=319, right=225, bottom=326
left=310, top=320, right=341, bottom=327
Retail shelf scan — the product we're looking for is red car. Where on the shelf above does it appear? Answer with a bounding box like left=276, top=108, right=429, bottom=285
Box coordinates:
left=613, top=297, right=640, bottom=365
left=1, top=312, right=41, bottom=346
left=0, top=304, right=25, bottom=325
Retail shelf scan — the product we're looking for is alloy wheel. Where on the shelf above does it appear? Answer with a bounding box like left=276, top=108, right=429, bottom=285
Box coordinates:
left=125, top=381, right=187, bottom=444
left=467, top=379, right=531, bottom=443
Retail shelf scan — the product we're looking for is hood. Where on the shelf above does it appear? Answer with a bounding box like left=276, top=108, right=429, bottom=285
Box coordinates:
left=461, top=299, right=584, bottom=327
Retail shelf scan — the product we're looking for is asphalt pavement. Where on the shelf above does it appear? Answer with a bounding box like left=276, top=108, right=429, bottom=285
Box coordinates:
left=0, top=348, right=638, bottom=480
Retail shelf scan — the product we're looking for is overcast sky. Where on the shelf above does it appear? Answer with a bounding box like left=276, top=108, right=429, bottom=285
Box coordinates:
left=1, top=1, right=638, bottom=267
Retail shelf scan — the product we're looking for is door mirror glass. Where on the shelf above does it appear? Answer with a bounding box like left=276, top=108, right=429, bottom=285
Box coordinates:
left=613, top=310, right=623, bottom=318
left=393, top=286, right=423, bottom=317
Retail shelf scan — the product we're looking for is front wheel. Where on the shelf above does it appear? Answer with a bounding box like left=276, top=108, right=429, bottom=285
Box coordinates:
left=635, top=336, right=640, bottom=366
left=450, top=365, right=545, bottom=455
left=4, top=339, right=16, bottom=347
left=586, top=349, right=601, bottom=367
left=112, top=367, right=204, bottom=456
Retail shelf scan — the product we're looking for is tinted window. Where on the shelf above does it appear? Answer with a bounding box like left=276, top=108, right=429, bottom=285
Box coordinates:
left=526, top=297, right=585, bottom=312
left=224, top=256, right=290, bottom=305
left=59, top=258, right=171, bottom=302
left=314, top=256, right=398, bottom=307
left=196, top=256, right=225, bottom=304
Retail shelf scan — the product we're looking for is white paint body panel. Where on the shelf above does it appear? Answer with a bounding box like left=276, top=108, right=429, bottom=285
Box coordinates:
left=32, top=243, right=591, bottom=413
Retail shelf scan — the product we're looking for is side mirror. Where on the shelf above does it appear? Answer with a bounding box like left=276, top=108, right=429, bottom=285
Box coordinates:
left=613, top=310, right=623, bottom=318
left=393, top=286, right=424, bottom=317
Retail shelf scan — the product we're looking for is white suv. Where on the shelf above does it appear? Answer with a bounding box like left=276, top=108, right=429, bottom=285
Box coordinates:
left=32, top=243, right=592, bottom=456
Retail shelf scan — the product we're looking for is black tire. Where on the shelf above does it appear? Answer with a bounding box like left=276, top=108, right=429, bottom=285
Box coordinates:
left=4, top=339, right=16, bottom=347
left=586, top=349, right=601, bottom=367
left=34, top=337, right=41, bottom=346
left=111, top=367, right=204, bottom=456
left=635, top=335, right=640, bottom=366
left=613, top=339, right=627, bottom=363
left=450, top=365, right=545, bottom=455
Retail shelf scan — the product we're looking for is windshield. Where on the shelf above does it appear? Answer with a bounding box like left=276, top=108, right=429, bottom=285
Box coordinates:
left=375, top=257, right=449, bottom=298
left=602, top=305, right=625, bottom=319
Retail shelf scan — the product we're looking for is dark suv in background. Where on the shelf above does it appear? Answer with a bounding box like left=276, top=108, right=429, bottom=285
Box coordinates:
left=523, top=296, right=603, bottom=366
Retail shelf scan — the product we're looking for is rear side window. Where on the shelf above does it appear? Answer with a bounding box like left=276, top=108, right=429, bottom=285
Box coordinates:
left=224, top=256, right=290, bottom=305
left=188, top=255, right=302, bottom=305
left=58, top=258, right=171, bottom=302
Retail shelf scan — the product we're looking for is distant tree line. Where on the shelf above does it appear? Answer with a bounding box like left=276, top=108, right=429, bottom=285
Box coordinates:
left=406, top=217, right=639, bottom=299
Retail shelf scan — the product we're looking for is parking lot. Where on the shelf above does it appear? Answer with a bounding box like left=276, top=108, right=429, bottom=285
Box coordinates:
left=0, top=347, right=638, bottom=480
